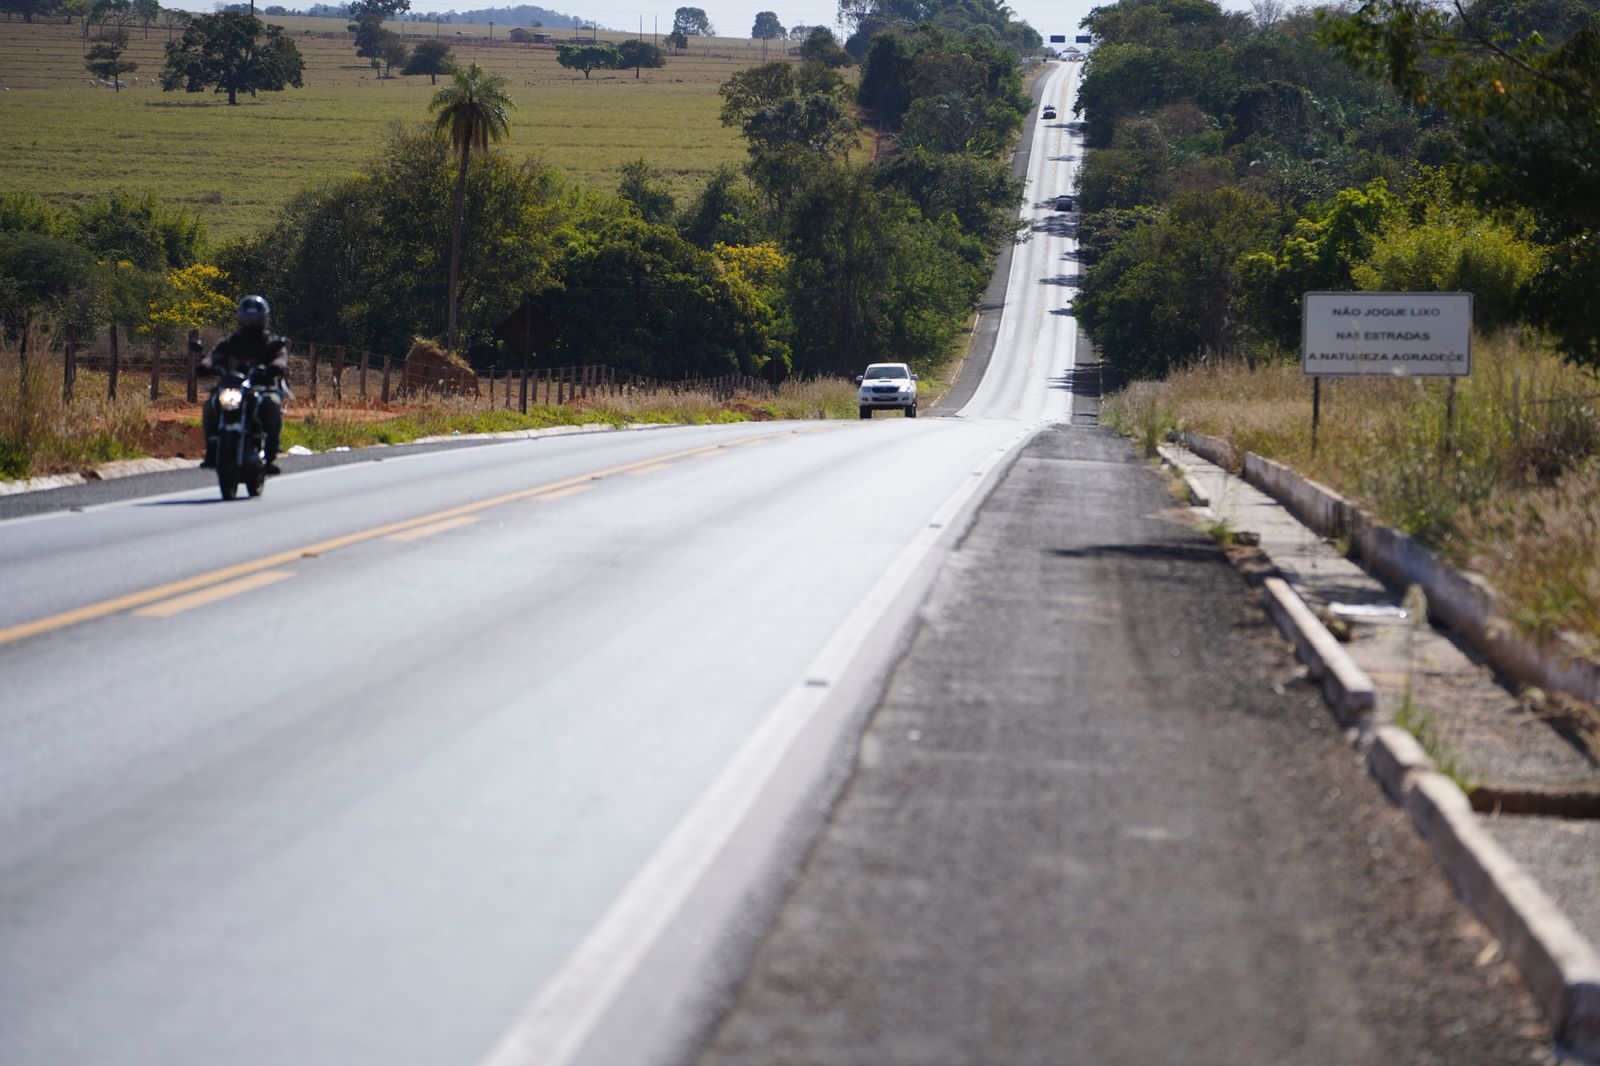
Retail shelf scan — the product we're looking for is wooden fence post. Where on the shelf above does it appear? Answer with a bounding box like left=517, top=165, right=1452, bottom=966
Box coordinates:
left=185, top=329, right=198, bottom=402
left=359, top=350, right=370, bottom=399
left=331, top=346, right=344, bottom=403
left=107, top=324, right=120, bottom=399
left=149, top=336, right=161, bottom=401
left=380, top=354, right=392, bottom=404
left=519, top=354, right=530, bottom=414
left=309, top=343, right=319, bottom=403
left=63, top=324, right=78, bottom=403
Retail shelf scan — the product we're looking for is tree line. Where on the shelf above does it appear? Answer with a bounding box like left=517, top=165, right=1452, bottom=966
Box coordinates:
left=4, top=0, right=1043, bottom=385
left=1071, top=0, right=1600, bottom=378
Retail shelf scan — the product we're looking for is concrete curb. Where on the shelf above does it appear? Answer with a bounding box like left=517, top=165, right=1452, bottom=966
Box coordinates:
left=1186, top=433, right=1600, bottom=710
left=0, top=456, right=200, bottom=496
left=1368, top=725, right=1433, bottom=803
left=1405, top=772, right=1600, bottom=1059
left=0, top=422, right=689, bottom=498
left=1154, top=445, right=1210, bottom=506
left=1171, top=434, right=1600, bottom=1060
left=1259, top=576, right=1376, bottom=726
left=0, top=473, right=87, bottom=497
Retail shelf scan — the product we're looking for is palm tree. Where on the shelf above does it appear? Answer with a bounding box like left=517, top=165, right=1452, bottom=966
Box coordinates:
left=429, top=62, right=514, bottom=350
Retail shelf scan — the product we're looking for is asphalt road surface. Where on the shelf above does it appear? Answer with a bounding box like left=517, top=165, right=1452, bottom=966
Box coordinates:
left=0, top=60, right=1549, bottom=1066
left=698, top=428, right=1555, bottom=1066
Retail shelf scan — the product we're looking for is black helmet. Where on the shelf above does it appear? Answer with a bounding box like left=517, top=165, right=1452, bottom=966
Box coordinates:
left=237, top=295, right=270, bottom=330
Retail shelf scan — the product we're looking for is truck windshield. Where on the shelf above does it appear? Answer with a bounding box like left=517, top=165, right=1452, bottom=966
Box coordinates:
left=864, top=367, right=908, bottom=379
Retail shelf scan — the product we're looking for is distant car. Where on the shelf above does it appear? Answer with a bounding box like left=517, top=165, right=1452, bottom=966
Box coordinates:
left=856, top=362, right=918, bottom=418
left=1041, top=105, right=1058, bottom=119
left=1053, top=194, right=1075, bottom=211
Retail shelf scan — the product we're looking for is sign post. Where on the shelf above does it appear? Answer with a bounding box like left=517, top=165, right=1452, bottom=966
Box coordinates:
left=1302, top=291, right=1473, bottom=454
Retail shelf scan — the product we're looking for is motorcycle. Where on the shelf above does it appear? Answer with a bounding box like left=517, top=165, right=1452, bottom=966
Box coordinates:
left=211, top=362, right=279, bottom=501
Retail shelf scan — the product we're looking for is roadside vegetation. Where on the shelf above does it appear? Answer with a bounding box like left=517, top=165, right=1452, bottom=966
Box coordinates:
left=1105, top=335, right=1600, bottom=649
left=3, top=0, right=1030, bottom=476
left=1083, top=0, right=1600, bottom=651
left=280, top=376, right=858, bottom=451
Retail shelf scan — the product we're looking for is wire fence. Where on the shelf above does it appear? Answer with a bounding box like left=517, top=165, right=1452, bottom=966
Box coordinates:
left=21, top=327, right=775, bottom=411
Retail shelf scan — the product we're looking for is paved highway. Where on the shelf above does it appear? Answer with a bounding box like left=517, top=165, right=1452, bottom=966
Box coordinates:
left=0, top=64, right=1084, bottom=1066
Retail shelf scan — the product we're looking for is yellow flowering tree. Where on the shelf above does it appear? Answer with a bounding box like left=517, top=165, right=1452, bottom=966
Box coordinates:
left=147, top=263, right=235, bottom=343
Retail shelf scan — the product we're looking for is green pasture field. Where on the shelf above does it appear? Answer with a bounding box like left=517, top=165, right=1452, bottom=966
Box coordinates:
left=0, top=16, right=787, bottom=241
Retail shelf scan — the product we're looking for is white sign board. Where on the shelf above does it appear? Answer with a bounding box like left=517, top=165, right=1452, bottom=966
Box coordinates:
left=1302, top=292, right=1472, bottom=377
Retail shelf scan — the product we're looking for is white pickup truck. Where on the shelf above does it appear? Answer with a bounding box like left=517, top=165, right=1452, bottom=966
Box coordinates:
left=856, top=362, right=918, bottom=418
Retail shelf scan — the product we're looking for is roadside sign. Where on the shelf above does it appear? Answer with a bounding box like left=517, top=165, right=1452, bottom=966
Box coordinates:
left=1049, top=34, right=1066, bottom=42
left=1302, top=292, right=1472, bottom=377
left=1075, top=34, right=1092, bottom=43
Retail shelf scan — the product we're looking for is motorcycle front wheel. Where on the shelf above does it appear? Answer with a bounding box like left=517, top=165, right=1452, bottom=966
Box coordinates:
left=217, top=434, right=240, bottom=501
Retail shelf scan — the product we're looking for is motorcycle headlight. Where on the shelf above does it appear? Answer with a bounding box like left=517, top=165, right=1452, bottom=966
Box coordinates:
left=218, top=388, right=244, bottom=411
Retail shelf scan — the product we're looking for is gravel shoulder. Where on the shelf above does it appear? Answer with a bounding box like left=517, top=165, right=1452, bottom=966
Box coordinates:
left=697, top=426, right=1556, bottom=1066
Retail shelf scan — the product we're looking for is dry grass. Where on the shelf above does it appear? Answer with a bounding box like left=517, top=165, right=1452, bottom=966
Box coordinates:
left=1103, top=334, right=1600, bottom=647
left=0, top=354, right=147, bottom=478
left=2, top=341, right=861, bottom=477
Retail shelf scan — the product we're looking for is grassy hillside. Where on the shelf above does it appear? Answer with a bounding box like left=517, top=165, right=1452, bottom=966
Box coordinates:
left=0, top=17, right=788, bottom=240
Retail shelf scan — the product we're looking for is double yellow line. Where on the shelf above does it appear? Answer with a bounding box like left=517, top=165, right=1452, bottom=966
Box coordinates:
left=0, top=438, right=738, bottom=648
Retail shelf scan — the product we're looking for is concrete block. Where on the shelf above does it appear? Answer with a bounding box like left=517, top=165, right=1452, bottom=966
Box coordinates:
left=1260, top=576, right=1376, bottom=725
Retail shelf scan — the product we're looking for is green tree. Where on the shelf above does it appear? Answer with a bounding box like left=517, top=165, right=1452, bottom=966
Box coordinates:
left=0, top=193, right=61, bottom=237
left=1320, top=0, right=1600, bottom=365
left=0, top=0, right=62, bottom=24
left=402, top=38, right=453, bottom=84
left=352, top=18, right=395, bottom=65
left=672, top=5, right=713, bottom=37
left=719, top=61, right=858, bottom=156
left=678, top=164, right=760, bottom=248
left=85, top=28, right=137, bottom=91
left=131, top=0, right=156, bottom=36
left=616, top=39, right=666, bottom=76
left=1075, top=186, right=1279, bottom=377
left=221, top=128, right=570, bottom=354
left=617, top=159, right=677, bottom=225
left=430, top=62, right=515, bottom=349
left=380, top=34, right=408, bottom=77
left=546, top=216, right=782, bottom=377
left=665, top=28, right=688, bottom=50
left=799, top=26, right=852, bottom=66
left=1352, top=201, right=1544, bottom=330
left=752, top=10, right=783, bottom=38
left=69, top=190, right=204, bottom=271
left=556, top=43, right=618, bottom=79
left=347, top=0, right=408, bottom=19
left=0, top=232, right=97, bottom=356
left=160, top=13, right=305, bottom=105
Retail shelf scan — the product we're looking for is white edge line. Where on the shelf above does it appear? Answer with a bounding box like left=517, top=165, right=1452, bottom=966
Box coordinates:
left=474, top=426, right=1031, bottom=1066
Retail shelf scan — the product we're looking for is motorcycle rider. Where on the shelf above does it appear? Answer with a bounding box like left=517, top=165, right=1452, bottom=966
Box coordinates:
left=199, top=295, right=290, bottom=475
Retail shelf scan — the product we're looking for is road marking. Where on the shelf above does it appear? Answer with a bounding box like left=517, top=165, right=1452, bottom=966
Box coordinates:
left=134, top=571, right=295, bottom=618
left=0, top=437, right=760, bottom=648
left=474, top=425, right=1032, bottom=1066
left=386, top=516, right=478, bottom=543
left=533, top=485, right=592, bottom=502
left=625, top=463, right=673, bottom=477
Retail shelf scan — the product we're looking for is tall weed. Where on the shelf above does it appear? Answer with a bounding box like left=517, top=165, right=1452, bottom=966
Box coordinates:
left=1102, top=333, right=1600, bottom=645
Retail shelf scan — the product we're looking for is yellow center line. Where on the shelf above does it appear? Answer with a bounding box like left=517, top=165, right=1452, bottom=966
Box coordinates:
left=135, top=571, right=295, bottom=619
left=0, top=438, right=740, bottom=648
left=387, top=515, right=478, bottom=543
left=626, top=463, right=673, bottom=476
left=533, top=485, right=592, bottom=502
